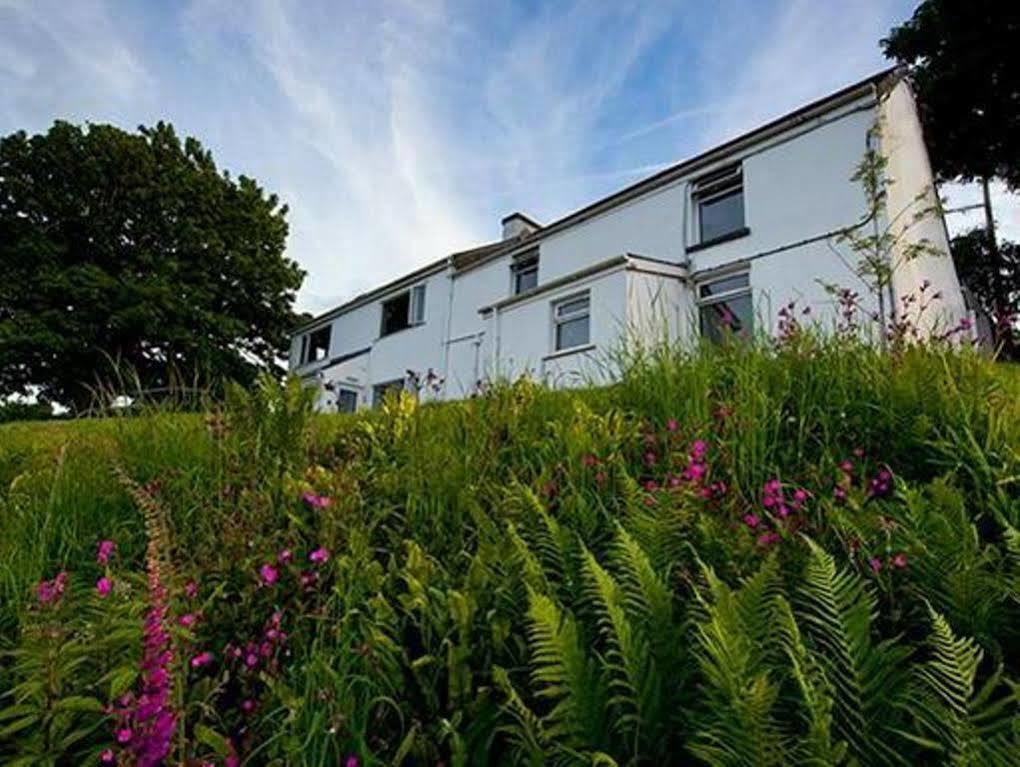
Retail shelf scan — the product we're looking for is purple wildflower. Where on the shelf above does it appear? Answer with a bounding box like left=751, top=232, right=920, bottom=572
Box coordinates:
left=259, top=563, right=279, bottom=586
left=309, top=547, right=330, bottom=565
left=96, top=576, right=112, bottom=597
left=97, top=539, right=116, bottom=565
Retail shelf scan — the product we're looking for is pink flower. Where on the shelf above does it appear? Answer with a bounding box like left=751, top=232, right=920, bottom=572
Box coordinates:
left=190, top=651, right=214, bottom=669
left=240, top=698, right=257, bottom=715
left=277, top=548, right=293, bottom=564
left=184, top=580, right=198, bottom=599
left=594, top=471, right=607, bottom=486
left=833, top=486, right=847, bottom=503
left=100, top=749, right=116, bottom=764
left=643, top=450, right=658, bottom=467
left=344, top=756, right=360, bottom=767
left=308, top=547, right=330, bottom=565
left=36, top=571, right=68, bottom=605
left=757, top=532, right=780, bottom=547
left=581, top=454, right=598, bottom=468
left=301, top=492, right=332, bottom=509
left=793, top=488, right=808, bottom=504
left=299, top=570, right=319, bottom=588
left=742, top=513, right=761, bottom=529
left=869, top=557, right=882, bottom=574
left=690, top=440, right=707, bottom=460
left=116, top=728, right=133, bottom=744
left=259, top=564, right=279, bottom=586
left=839, top=460, right=854, bottom=474
left=666, top=418, right=679, bottom=432
left=96, top=577, right=112, bottom=597
left=891, top=553, right=908, bottom=569
left=177, top=613, right=197, bottom=628
left=97, top=539, right=116, bottom=564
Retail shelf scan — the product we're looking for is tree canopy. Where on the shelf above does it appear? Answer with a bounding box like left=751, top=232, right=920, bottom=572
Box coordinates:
left=0, top=120, right=305, bottom=411
left=882, top=1, right=1020, bottom=188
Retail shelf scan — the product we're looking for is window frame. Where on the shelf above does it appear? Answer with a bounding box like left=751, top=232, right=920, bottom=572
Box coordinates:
left=692, top=164, right=746, bottom=246
left=380, top=283, right=427, bottom=337
left=551, top=291, right=591, bottom=352
left=300, top=325, right=331, bottom=365
left=511, top=251, right=539, bottom=296
left=336, top=388, right=358, bottom=413
left=695, top=271, right=752, bottom=342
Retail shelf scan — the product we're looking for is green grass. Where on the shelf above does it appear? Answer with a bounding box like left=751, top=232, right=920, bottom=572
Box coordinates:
left=1, top=339, right=1019, bottom=765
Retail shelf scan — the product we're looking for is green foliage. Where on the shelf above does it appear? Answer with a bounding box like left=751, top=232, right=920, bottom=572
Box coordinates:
left=0, top=120, right=305, bottom=412
left=1, top=341, right=1019, bottom=765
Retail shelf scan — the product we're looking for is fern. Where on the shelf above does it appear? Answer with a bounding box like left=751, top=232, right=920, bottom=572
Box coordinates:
left=580, top=547, right=658, bottom=759
left=524, top=589, right=608, bottom=752
left=689, top=558, right=787, bottom=766
left=774, top=595, right=848, bottom=765
left=901, top=606, right=1020, bottom=766
left=796, top=539, right=913, bottom=766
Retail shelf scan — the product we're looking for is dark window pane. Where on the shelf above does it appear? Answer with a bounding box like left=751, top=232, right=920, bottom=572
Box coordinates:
left=308, top=326, right=331, bottom=361
left=381, top=292, right=411, bottom=336
left=699, top=293, right=752, bottom=344
left=515, top=266, right=538, bottom=294
left=556, top=296, right=589, bottom=318
left=337, top=389, right=358, bottom=413
left=556, top=315, right=590, bottom=350
left=699, top=189, right=744, bottom=242
left=699, top=273, right=749, bottom=298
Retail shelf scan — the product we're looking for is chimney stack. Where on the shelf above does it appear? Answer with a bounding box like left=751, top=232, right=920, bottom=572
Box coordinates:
left=501, top=211, right=540, bottom=241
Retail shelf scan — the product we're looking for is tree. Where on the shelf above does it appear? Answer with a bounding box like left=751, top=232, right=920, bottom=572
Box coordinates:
left=0, top=121, right=306, bottom=412
left=951, top=229, right=1019, bottom=339
left=883, top=2, right=1020, bottom=354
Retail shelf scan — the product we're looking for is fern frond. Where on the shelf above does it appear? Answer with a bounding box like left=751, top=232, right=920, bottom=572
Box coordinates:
left=774, top=595, right=848, bottom=765
left=580, top=546, right=659, bottom=758
left=902, top=606, right=1020, bottom=766
left=796, top=539, right=912, bottom=766
left=525, top=589, right=608, bottom=752
left=689, top=559, right=787, bottom=766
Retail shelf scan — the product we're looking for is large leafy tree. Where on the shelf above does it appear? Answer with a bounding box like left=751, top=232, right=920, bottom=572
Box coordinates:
left=0, top=121, right=305, bottom=411
left=883, top=2, right=1020, bottom=353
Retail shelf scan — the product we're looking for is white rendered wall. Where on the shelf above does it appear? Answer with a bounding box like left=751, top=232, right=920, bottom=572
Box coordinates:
left=480, top=267, right=630, bottom=389
left=292, top=80, right=969, bottom=408
left=880, top=80, right=967, bottom=334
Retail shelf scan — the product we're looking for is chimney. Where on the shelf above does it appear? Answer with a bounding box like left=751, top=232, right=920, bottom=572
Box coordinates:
left=501, top=211, right=540, bottom=241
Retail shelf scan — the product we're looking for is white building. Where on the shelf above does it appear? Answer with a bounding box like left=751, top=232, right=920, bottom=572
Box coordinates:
left=290, top=69, right=971, bottom=412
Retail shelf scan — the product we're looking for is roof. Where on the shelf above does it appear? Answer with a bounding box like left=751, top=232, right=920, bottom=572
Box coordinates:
left=294, top=66, right=900, bottom=335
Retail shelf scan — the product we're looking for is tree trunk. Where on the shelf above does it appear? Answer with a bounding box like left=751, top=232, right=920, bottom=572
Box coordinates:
left=982, top=176, right=1017, bottom=358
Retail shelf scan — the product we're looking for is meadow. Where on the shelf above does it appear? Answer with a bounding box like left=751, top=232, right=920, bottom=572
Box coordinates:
left=1, top=336, right=1018, bottom=766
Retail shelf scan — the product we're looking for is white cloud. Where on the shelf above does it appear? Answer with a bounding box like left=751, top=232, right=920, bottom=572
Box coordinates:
left=11, top=0, right=996, bottom=322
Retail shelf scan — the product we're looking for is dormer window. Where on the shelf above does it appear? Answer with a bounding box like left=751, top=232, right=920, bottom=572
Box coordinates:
left=380, top=284, right=426, bottom=336
left=299, top=325, right=331, bottom=365
left=692, top=164, right=746, bottom=246
left=511, top=251, right=539, bottom=295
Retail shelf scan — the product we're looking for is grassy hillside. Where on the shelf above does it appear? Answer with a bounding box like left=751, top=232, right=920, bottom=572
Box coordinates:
left=1, top=340, right=1018, bottom=765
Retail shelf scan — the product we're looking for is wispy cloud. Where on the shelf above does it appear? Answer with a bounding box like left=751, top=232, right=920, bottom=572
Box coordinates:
left=3, top=0, right=1012, bottom=317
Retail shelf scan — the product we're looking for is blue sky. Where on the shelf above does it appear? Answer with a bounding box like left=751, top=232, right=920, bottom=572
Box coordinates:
left=2, top=0, right=1015, bottom=314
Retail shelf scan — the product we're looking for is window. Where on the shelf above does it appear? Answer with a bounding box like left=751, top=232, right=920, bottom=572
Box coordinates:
left=693, top=164, right=745, bottom=244
left=512, top=252, right=539, bottom=295
left=372, top=379, right=406, bottom=407
left=336, top=388, right=358, bottom=413
left=380, top=285, right=426, bottom=336
left=300, top=325, right=331, bottom=364
left=697, top=272, right=752, bottom=343
left=553, top=293, right=590, bottom=351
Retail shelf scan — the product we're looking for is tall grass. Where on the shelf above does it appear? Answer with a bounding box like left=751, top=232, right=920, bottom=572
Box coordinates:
left=1, top=339, right=1018, bottom=765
